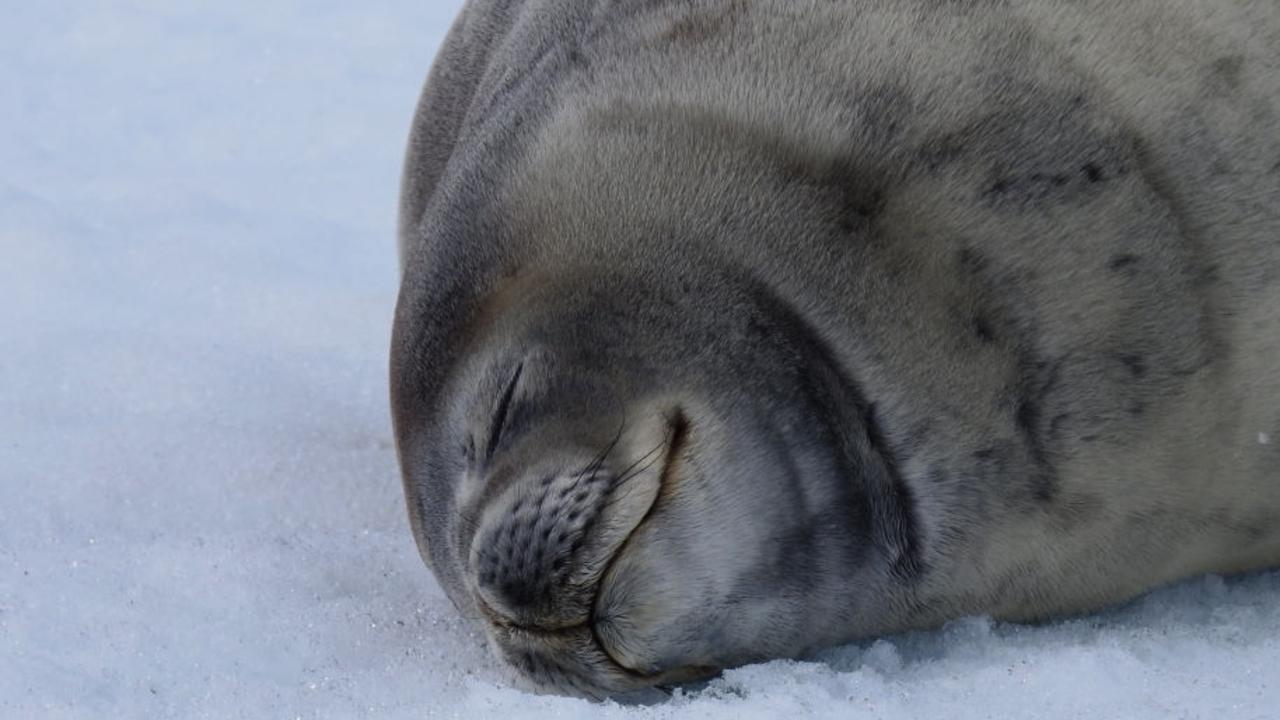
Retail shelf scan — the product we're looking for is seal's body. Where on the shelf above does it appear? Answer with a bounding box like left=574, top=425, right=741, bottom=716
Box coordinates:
left=392, top=0, right=1280, bottom=698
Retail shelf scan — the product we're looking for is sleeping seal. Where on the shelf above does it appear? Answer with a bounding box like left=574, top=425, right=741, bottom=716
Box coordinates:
left=391, top=0, right=1280, bottom=698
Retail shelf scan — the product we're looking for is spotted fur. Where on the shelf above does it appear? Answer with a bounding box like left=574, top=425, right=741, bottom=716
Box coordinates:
left=392, top=0, right=1280, bottom=698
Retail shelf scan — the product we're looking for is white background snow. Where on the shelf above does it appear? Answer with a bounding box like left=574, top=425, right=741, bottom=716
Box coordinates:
left=2, top=2, right=1277, bottom=718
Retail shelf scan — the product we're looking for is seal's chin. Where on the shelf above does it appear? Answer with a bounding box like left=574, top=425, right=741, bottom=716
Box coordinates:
left=470, top=411, right=706, bottom=697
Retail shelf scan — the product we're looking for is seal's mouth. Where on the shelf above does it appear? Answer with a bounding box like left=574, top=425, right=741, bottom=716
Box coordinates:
left=475, top=410, right=702, bottom=696
left=590, top=410, right=690, bottom=665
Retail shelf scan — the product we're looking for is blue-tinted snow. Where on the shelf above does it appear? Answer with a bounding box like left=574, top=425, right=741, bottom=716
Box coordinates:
left=1, top=3, right=1276, bottom=718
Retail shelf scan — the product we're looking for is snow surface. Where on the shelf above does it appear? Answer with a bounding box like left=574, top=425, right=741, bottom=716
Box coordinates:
left=2, top=3, right=1277, bottom=719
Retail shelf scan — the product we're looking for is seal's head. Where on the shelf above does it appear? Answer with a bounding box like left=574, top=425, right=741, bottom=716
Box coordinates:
left=392, top=257, right=918, bottom=698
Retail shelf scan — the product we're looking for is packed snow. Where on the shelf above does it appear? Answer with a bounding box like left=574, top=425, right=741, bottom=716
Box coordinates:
left=2, top=3, right=1277, bottom=719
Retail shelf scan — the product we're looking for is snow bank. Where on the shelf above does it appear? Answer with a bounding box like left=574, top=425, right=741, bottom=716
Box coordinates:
left=1, top=3, right=1276, bottom=718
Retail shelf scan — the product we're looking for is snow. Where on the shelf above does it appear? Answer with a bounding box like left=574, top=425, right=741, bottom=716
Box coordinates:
left=1, top=2, right=1277, bottom=719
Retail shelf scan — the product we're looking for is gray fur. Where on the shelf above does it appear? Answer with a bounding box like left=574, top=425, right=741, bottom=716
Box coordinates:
left=392, top=0, right=1280, bottom=698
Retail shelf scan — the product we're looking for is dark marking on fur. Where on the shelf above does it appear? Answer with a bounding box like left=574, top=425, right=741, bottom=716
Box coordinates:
left=1118, top=353, right=1147, bottom=378
left=1108, top=253, right=1139, bottom=272
left=969, top=444, right=1019, bottom=493
left=933, top=92, right=1138, bottom=211
left=1165, top=362, right=1195, bottom=378
left=1206, top=55, right=1245, bottom=94
left=833, top=181, right=886, bottom=233
left=1190, top=262, right=1221, bottom=289
left=1014, top=356, right=1064, bottom=502
left=1015, top=399, right=1040, bottom=444
left=917, top=134, right=968, bottom=173
left=844, top=84, right=912, bottom=150
left=958, top=247, right=988, bottom=274
left=983, top=158, right=1123, bottom=205
left=767, top=148, right=890, bottom=236
left=972, top=315, right=996, bottom=343
left=663, top=0, right=748, bottom=44
left=1210, top=158, right=1234, bottom=176
left=1049, top=412, right=1071, bottom=437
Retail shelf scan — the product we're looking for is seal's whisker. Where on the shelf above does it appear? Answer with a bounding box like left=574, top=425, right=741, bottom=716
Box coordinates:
left=574, top=416, right=627, bottom=486
left=608, top=439, right=665, bottom=487
left=610, top=439, right=668, bottom=493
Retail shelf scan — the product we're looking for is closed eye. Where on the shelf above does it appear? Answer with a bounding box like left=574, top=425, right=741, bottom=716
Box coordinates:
left=486, top=360, right=524, bottom=462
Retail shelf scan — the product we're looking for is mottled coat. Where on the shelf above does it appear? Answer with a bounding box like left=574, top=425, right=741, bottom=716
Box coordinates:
left=393, top=0, right=1280, bottom=698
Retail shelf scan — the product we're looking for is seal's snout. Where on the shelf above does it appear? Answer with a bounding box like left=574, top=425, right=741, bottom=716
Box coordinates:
left=462, top=411, right=681, bottom=694
left=471, top=470, right=615, bottom=629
